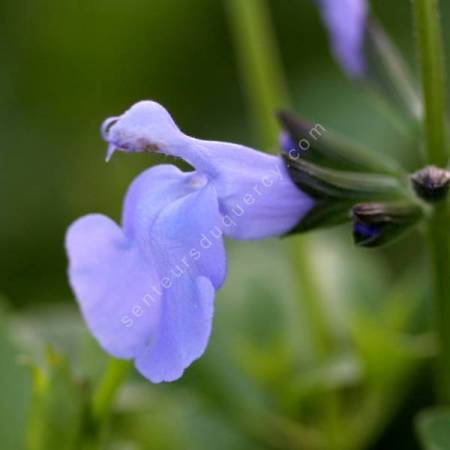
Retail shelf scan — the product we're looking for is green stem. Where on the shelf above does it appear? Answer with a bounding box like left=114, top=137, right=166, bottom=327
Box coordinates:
left=428, top=204, right=450, bottom=401
left=414, top=0, right=448, bottom=166
left=90, top=358, right=132, bottom=425
left=288, top=238, right=332, bottom=358
left=414, top=0, right=450, bottom=402
left=224, top=0, right=289, bottom=150
left=224, top=0, right=332, bottom=360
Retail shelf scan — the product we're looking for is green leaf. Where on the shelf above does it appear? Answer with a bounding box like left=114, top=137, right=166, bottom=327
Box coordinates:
left=417, top=408, right=450, bottom=450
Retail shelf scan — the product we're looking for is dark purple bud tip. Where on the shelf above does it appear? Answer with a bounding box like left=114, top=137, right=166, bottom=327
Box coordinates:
left=352, top=203, right=422, bottom=248
left=352, top=204, right=385, bottom=247
left=411, top=166, right=450, bottom=203
left=279, top=131, right=302, bottom=159
left=353, top=221, right=381, bottom=243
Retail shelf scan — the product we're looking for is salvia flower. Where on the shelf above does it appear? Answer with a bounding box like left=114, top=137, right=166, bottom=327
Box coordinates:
left=66, top=101, right=313, bottom=382
left=317, top=0, right=368, bottom=78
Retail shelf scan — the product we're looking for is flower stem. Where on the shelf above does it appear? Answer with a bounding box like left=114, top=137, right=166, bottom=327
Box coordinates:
left=90, top=358, right=132, bottom=425
left=428, top=204, right=450, bottom=402
left=414, top=0, right=450, bottom=401
left=288, top=238, right=333, bottom=358
left=224, top=0, right=289, bottom=150
left=414, top=0, right=448, bottom=167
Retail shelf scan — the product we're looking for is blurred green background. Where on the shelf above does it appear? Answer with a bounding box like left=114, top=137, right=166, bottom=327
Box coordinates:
left=1, top=0, right=448, bottom=449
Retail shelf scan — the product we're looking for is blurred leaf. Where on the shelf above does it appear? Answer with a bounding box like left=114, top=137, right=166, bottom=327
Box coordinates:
left=417, top=408, right=450, bottom=450
left=288, top=353, right=362, bottom=400
left=0, top=312, right=31, bottom=450
left=349, top=314, right=433, bottom=449
left=217, top=240, right=311, bottom=377
left=27, top=348, right=85, bottom=450
left=113, top=383, right=260, bottom=450
left=352, top=313, right=433, bottom=386
left=13, top=304, right=108, bottom=381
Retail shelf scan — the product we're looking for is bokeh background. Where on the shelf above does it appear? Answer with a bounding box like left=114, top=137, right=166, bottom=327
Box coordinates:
left=1, top=1, right=448, bottom=449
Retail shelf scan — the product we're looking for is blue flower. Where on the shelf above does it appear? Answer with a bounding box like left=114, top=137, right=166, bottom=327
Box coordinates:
left=66, top=101, right=313, bottom=382
left=317, top=0, right=368, bottom=78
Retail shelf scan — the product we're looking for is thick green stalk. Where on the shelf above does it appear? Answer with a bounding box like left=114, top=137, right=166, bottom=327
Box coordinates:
left=90, top=358, right=132, bottom=425
left=414, top=0, right=450, bottom=401
left=224, top=0, right=289, bottom=149
left=428, top=205, right=450, bottom=401
left=288, top=238, right=332, bottom=358
left=224, top=0, right=332, bottom=359
left=414, top=0, right=448, bottom=167
left=79, top=358, right=132, bottom=449
left=414, top=0, right=447, bottom=166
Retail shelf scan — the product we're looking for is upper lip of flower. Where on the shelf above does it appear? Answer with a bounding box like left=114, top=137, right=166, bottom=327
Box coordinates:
left=100, top=101, right=314, bottom=240
left=101, top=116, right=119, bottom=140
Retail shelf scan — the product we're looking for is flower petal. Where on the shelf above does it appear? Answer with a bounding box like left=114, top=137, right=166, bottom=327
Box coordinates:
left=104, top=101, right=214, bottom=172
left=121, top=163, right=225, bottom=287
left=192, top=141, right=314, bottom=239
left=121, top=164, right=199, bottom=243
left=318, top=0, right=368, bottom=78
left=65, top=214, right=161, bottom=359
left=133, top=183, right=226, bottom=382
left=66, top=164, right=226, bottom=382
left=135, top=275, right=215, bottom=383
left=151, top=183, right=226, bottom=289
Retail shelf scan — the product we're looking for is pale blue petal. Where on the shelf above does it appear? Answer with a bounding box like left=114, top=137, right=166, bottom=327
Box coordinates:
left=103, top=101, right=214, bottom=173
left=66, top=214, right=161, bottom=359
left=66, top=165, right=225, bottom=383
left=135, top=276, right=215, bottom=383
left=191, top=140, right=314, bottom=240
left=134, top=184, right=225, bottom=382
left=121, top=164, right=199, bottom=244
left=150, top=183, right=226, bottom=289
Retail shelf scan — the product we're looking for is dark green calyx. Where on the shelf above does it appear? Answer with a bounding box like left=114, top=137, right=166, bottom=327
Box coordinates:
left=283, top=155, right=406, bottom=234
left=282, top=154, right=402, bottom=202
left=277, top=110, right=402, bottom=175
left=352, top=203, right=423, bottom=248
left=411, top=166, right=450, bottom=203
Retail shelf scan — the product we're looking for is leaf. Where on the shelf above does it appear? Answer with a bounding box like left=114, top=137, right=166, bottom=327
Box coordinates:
left=417, top=408, right=450, bottom=450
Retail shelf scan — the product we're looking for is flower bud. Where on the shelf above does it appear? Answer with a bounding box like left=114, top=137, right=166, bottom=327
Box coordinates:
left=352, top=203, right=422, bottom=248
left=411, top=166, right=450, bottom=203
